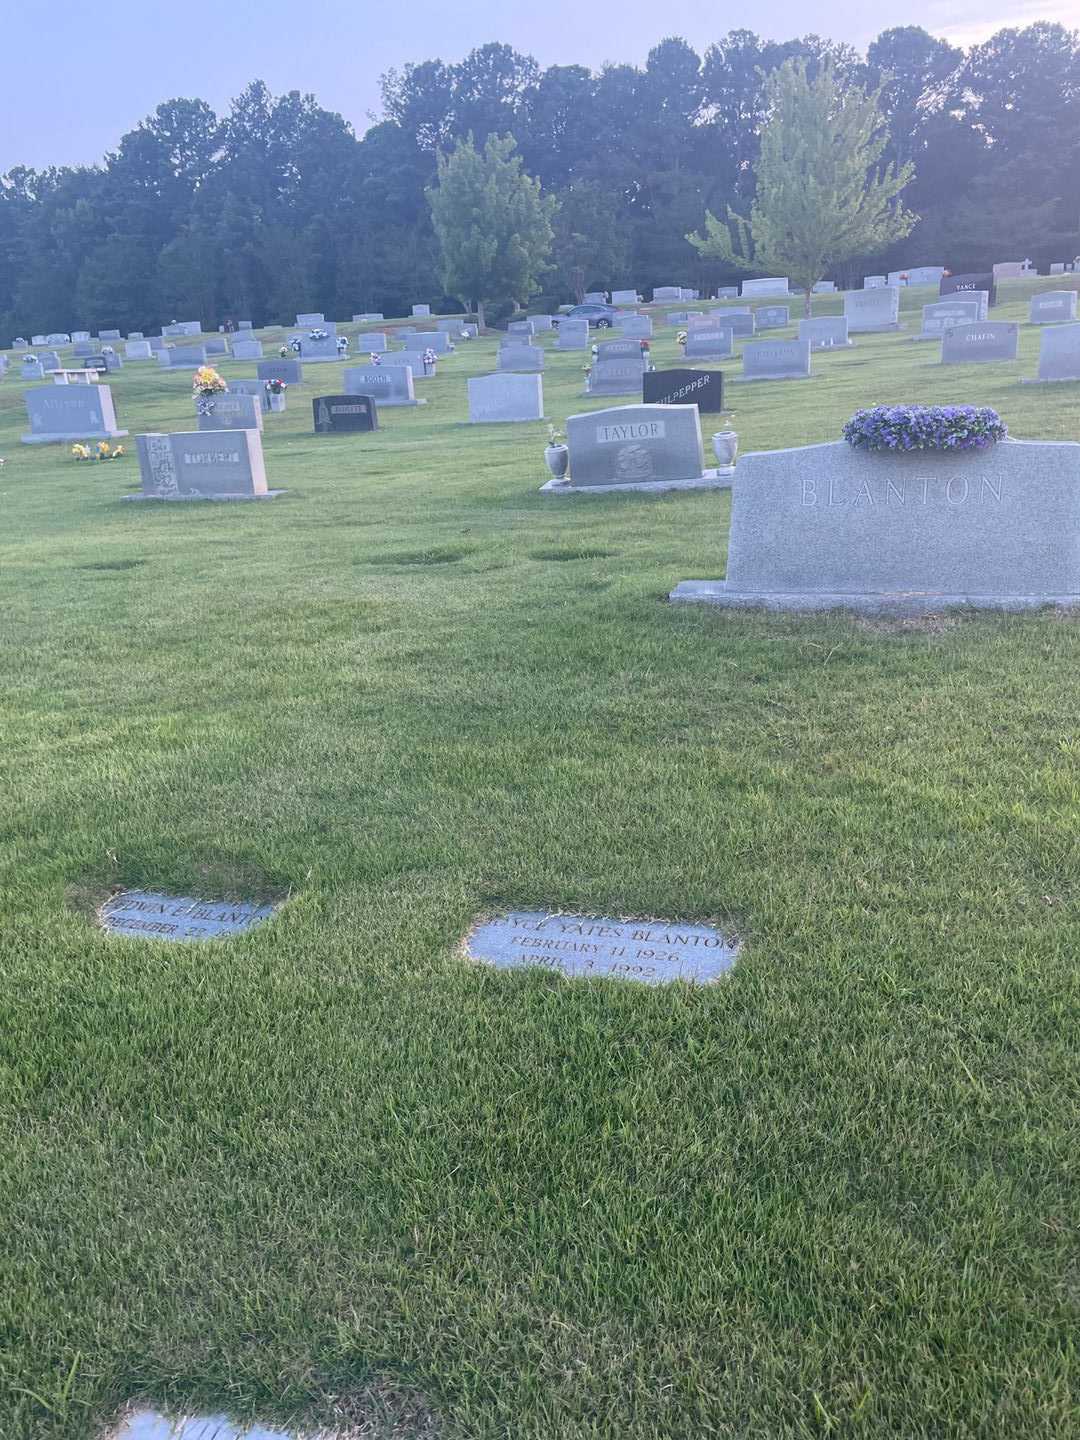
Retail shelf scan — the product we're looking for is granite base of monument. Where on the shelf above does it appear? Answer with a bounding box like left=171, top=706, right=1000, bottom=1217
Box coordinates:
left=541, top=470, right=732, bottom=496
left=542, top=402, right=731, bottom=494
left=670, top=438, right=1080, bottom=614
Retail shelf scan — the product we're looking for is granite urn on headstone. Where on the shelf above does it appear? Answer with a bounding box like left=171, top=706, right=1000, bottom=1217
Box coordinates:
left=643, top=369, right=724, bottom=413
left=21, top=385, right=126, bottom=443
left=940, top=322, right=1019, bottom=365
left=844, top=287, right=902, bottom=332
left=129, top=429, right=277, bottom=500
left=1029, top=291, right=1078, bottom=325
left=344, top=364, right=424, bottom=406
left=735, top=338, right=812, bottom=382
left=468, top=373, right=544, bottom=423
left=671, top=438, right=1080, bottom=613
left=799, top=317, right=852, bottom=350
left=313, top=394, right=378, bottom=433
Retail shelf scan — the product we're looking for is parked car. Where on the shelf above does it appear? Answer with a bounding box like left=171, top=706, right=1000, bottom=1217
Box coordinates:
left=555, top=303, right=619, bottom=329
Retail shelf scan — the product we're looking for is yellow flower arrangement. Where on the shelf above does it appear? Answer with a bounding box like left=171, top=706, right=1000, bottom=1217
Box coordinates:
left=192, top=365, right=227, bottom=396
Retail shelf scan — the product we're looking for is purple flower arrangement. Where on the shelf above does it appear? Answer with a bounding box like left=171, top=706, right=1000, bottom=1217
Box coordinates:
left=843, top=404, right=1007, bottom=453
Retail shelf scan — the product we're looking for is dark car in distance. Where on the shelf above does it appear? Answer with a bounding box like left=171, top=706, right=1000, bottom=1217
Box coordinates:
left=556, top=303, right=618, bottom=328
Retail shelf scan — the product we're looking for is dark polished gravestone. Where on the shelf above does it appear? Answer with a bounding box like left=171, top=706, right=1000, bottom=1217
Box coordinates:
left=99, top=890, right=277, bottom=941
left=465, top=910, right=739, bottom=985
left=643, top=368, right=724, bottom=413
left=313, top=394, right=378, bottom=433
left=941, top=271, right=997, bottom=308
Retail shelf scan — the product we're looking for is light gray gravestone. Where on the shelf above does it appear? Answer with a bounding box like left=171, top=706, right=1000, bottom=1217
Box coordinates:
left=158, top=344, right=209, bottom=370
left=256, top=359, right=302, bottom=386
left=716, top=286, right=739, bottom=299
left=344, top=364, right=424, bottom=405
left=1051, top=263, right=1066, bottom=275
left=99, top=890, right=277, bottom=942
left=611, top=288, right=639, bottom=305
left=907, top=266, right=946, bottom=285
left=161, top=323, right=187, bottom=338
left=683, top=326, right=734, bottom=360
left=549, top=403, right=727, bottom=494
left=227, top=379, right=271, bottom=413
left=670, top=438, right=1080, bottom=614
left=940, top=322, right=1019, bottom=365
left=799, top=316, right=852, bottom=350
left=355, top=332, right=388, bottom=352
left=507, top=320, right=534, bottom=338
left=863, top=275, right=887, bottom=288
left=811, top=281, right=837, bottom=293
left=12, top=339, right=29, bottom=349
left=31, top=334, right=46, bottom=345
left=296, top=312, right=324, bottom=326
left=436, top=315, right=463, bottom=330
left=734, top=338, right=812, bottom=382
left=556, top=319, right=590, bottom=350
left=1029, top=291, right=1078, bottom=324
left=498, top=344, right=545, bottom=372
left=46, top=332, right=70, bottom=345
left=72, top=340, right=98, bottom=357
left=377, top=352, right=434, bottom=378
left=912, top=300, right=982, bottom=341
left=21, top=359, right=44, bottom=380
left=617, top=314, right=653, bottom=338
left=128, top=332, right=144, bottom=340
left=21, top=384, right=126, bottom=443
left=754, top=305, right=790, bottom=330
left=1025, top=324, right=1080, bottom=383
left=102, top=351, right=123, bottom=373
left=712, top=310, right=755, bottom=338
left=528, top=314, right=555, bottom=330
left=195, top=392, right=263, bottom=431
left=39, top=351, right=62, bottom=372
left=99, top=329, right=121, bottom=340
left=352, top=312, right=383, bottom=322
left=464, top=324, right=479, bottom=338
left=237, top=320, right=253, bottom=330
left=653, top=286, right=681, bottom=301
left=584, top=291, right=607, bottom=304
left=465, top=910, right=738, bottom=984
left=298, top=334, right=338, bottom=362
left=125, top=340, right=154, bottom=360
left=596, top=338, right=647, bottom=363
left=128, top=429, right=279, bottom=501
left=742, top=277, right=790, bottom=297
left=230, top=339, right=264, bottom=360
left=586, top=358, right=647, bottom=396
left=70, top=331, right=90, bottom=342
left=403, top=330, right=454, bottom=354
left=411, top=303, right=431, bottom=317
left=203, top=337, right=229, bottom=356
left=467, top=373, right=544, bottom=423
left=844, top=286, right=902, bottom=332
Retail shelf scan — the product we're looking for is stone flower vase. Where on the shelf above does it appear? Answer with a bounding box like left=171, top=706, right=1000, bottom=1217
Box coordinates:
left=544, top=443, right=569, bottom=480
left=712, top=431, right=738, bottom=468
left=268, top=392, right=286, bottom=413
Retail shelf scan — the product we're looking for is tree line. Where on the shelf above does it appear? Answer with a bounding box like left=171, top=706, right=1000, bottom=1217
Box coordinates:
left=1, top=22, right=1078, bottom=340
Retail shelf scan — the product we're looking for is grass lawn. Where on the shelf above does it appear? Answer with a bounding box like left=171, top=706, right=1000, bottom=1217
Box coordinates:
left=1, top=280, right=1078, bottom=1439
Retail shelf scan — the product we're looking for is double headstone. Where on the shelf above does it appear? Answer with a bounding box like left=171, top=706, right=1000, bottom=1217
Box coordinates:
left=940, top=322, right=1019, bottom=365
left=1029, top=291, right=1078, bottom=324
left=21, top=384, right=126, bottom=443
left=507, top=320, right=534, bottom=338
left=712, top=310, right=755, bottom=339
left=131, top=429, right=272, bottom=500
left=734, top=338, right=812, bottom=382
left=467, top=374, right=544, bottom=423
left=296, top=313, right=324, bottom=326
left=618, top=314, right=652, bottom=338
left=863, top=276, right=887, bottom=288
left=299, top=334, right=339, bottom=362
left=799, top=317, right=852, bottom=350
left=587, top=358, right=646, bottom=396
left=344, top=364, right=423, bottom=405
left=528, top=315, right=554, bottom=331
left=99, top=329, right=121, bottom=341
left=913, top=300, right=982, bottom=340
left=72, top=340, right=98, bottom=357
left=563, top=404, right=707, bottom=488
left=611, top=289, right=638, bottom=305
left=653, top=286, right=681, bottom=301
left=70, top=331, right=90, bottom=342
left=46, top=332, right=70, bottom=345
left=844, top=287, right=901, bottom=332
left=716, top=286, right=739, bottom=299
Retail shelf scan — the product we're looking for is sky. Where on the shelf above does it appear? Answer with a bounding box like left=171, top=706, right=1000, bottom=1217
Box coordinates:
left=0, top=0, right=1072, bottom=171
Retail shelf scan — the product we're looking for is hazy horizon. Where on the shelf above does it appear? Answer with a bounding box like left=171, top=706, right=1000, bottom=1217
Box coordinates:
left=2, top=0, right=1068, bottom=171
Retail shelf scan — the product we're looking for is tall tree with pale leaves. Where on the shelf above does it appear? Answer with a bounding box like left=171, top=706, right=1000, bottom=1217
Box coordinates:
left=688, top=59, right=916, bottom=313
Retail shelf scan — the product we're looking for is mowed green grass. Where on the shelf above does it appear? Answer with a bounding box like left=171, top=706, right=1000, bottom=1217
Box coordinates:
left=1, top=282, right=1078, bottom=1439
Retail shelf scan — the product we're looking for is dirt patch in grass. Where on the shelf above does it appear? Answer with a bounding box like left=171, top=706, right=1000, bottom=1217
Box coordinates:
left=529, top=546, right=619, bottom=562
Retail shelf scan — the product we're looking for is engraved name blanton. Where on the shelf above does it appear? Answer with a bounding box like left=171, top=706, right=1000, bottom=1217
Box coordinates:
left=802, top=474, right=1004, bottom=508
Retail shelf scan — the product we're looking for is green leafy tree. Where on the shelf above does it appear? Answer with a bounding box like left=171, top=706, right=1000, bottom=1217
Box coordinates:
left=427, top=133, right=556, bottom=325
left=688, top=59, right=916, bottom=313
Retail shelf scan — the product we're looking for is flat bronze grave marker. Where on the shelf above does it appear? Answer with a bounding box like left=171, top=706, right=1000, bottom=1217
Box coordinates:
left=99, top=890, right=277, bottom=941
left=466, top=910, right=738, bottom=984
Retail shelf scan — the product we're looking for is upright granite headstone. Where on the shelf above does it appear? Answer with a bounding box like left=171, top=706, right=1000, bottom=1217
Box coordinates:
left=467, top=373, right=544, bottom=422
left=561, top=403, right=710, bottom=489
left=70, top=331, right=90, bottom=342
left=125, top=340, right=154, bottom=359
left=130, top=429, right=274, bottom=500
left=230, top=339, right=264, bottom=360
left=587, top=359, right=647, bottom=396
left=313, top=395, right=378, bottom=433
left=907, top=266, right=946, bottom=285
left=344, top=365, right=424, bottom=406
left=799, top=316, right=852, bottom=350
left=411, top=303, right=431, bottom=317
left=742, top=278, right=789, bottom=297
left=940, top=322, right=1019, bottom=365
left=195, top=393, right=263, bottom=431
left=684, top=326, right=734, bottom=360
left=46, top=332, right=70, bottom=345
left=618, top=314, right=653, bottom=338
left=812, top=281, right=837, bottom=293
left=595, top=338, right=646, bottom=364
left=21, top=359, right=44, bottom=380
left=237, top=320, right=253, bottom=330
left=257, top=359, right=302, bottom=386
left=527, top=314, right=554, bottom=331
left=941, top=272, right=997, bottom=307
left=611, top=289, right=639, bottom=305
left=642, top=369, right=724, bottom=413
left=40, top=351, right=62, bottom=372
left=227, top=379, right=271, bottom=413
left=754, top=305, right=790, bottom=330
left=21, top=385, right=126, bottom=443
left=556, top=319, right=590, bottom=350
left=403, top=330, right=454, bottom=354
left=355, top=332, right=388, bottom=352
left=713, top=310, right=755, bottom=338
left=844, top=287, right=902, bottom=332
left=296, top=312, right=324, bottom=326
left=653, top=286, right=681, bottom=301
left=497, top=344, right=545, bottom=373
left=1026, top=324, right=1080, bottom=383
left=299, top=334, right=339, bottom=362
left=1029, top=291, right=1078, bottom=324
left=735, top=338, right=812, bottom=382
left=912, top=300, right=982, bottom=341
left=671, top=439, right=1080, bottom=613
left=72, top=340, right=98, bottom=357
left=99, top=329, right=121, bottom=341
left=863, top=275, right=886, bottom=288
left=507, top=320, right=534, bottom=338
left=716, top=286, right=739, bottom=299
left=158, top=344, right=209, bottom=370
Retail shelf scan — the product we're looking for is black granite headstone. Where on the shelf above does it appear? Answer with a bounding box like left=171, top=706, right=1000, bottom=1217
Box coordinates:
left=940, top=272, right=997, bottom=307
left=312, top=394, right=378, bottom=434
left=83, top=354, right=108, bottom=370
left=642, top=368, right=724, bottom=413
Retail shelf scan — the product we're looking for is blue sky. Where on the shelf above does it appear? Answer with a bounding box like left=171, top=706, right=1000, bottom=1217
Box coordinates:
left=0, top=0, right=1061, bottom=170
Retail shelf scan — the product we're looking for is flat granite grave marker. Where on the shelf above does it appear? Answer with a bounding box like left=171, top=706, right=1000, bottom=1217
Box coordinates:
left=799, top=316, right=852, bottom=350
left=21, top=384, right=126, bottom=443
left=670, top=438, right=1080, bottom=613
left=545, top=402, right=728, bottom=494
left=911, top=300, right=982, bottom=341
left=844, top=287, right=902, bottom=332
left=313, top=394, right=378, bottom=433
left=642, top=368, right=724, bottom=412
left=100, top=890, right=277, bottom=941
left=466, top=910, right=739, bottom=984
left=940, top=321, right=1019, bottom=365
left=344, top=364, right=424, bottom=405
left=734, top=338, right=812, bottom=382
left=468, top=373, right=544, bottom=423
left=1029, top=291, right=1078, bottom=324
left=129, top=429, right=279, bottom=500
left=1025, top=323, right=1080, bottom=383
left=196, top=392, right=263, bottom=431
left=257, top=359, right=302, bottom=386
